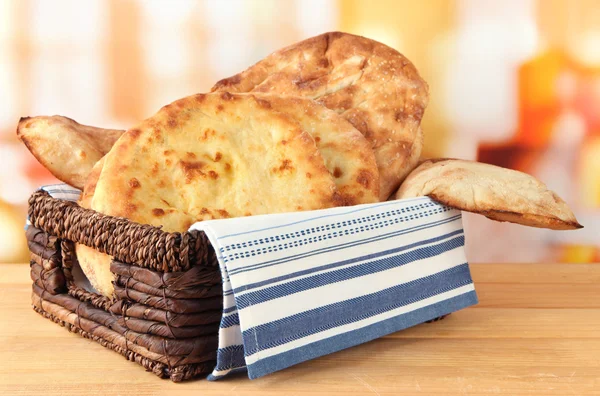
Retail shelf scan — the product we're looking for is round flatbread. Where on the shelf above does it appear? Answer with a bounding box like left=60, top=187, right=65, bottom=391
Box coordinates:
left=75, top=156, right=116, bottom=297
left=248, top=93, right=379, bottom=205
left=395, top=159, right=582, bottom=230
left=212, top=31, right=429, bottom=200
left=91, top=92, right=340, bottom=233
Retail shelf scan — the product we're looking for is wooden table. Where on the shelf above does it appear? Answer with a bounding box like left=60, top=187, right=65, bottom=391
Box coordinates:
left=1, top=263, right=599, bottom=395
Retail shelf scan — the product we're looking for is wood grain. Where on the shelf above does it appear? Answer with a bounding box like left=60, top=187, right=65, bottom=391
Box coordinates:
left=1, top=263, right=599, bottom=395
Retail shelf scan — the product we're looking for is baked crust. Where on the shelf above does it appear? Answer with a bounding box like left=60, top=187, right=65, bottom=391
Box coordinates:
left=213, top=32, right=429, bottom=200
left=395, top=159, right=583, bottom=230
left=92, top=92, right=341, bottom=233
left=17, top=115, right=124, bottom=189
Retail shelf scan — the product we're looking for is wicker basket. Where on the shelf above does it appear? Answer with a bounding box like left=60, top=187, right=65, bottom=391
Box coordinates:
left=26, top=190, right=222, bottom=382
left=26, top=189, right=453, bottom=381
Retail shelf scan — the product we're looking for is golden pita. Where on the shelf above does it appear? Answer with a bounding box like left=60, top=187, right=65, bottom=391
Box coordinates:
left=248, top=93, right=379, bottom=205
left=91, top=92, right=341, bottom=234
left=17, top=116, right=124, bottom=189
left=396, top=159, right=582, bottom=230
left=213, top=32, right=429, bottom=200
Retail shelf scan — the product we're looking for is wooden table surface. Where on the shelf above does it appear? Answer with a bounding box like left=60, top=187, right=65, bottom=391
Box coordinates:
left=1, top=263, right=599, bottom=395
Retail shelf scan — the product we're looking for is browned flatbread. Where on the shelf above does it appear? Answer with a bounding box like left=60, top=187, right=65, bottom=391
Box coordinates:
left=248, top=93, right=379, bottom=205
left=17, top=116, right=124, bottom=189
left=395, top=159, right=583, bottom=230
left=212, top=31, right=429, bottom=200
left=92, top=92, right=342, bottom=235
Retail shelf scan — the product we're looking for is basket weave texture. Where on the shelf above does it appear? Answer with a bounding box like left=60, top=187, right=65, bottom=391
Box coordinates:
left=27, top=190, right=222, bottom=382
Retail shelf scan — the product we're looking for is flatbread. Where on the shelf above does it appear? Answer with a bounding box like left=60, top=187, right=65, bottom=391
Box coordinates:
left=91, top=92, right=340, bottom=233
left=395, top=159, right=583, bottom=230
left=75, top=156, right=115, bottom=297
left=248, top=93, right=379, bottom=205
left=17, top=116, right=124, bottom=189
left=212, top=31, right=429, bottom=200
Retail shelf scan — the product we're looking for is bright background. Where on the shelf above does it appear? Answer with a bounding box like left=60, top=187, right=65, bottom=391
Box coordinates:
left=1, top=0, right=598, bottom=264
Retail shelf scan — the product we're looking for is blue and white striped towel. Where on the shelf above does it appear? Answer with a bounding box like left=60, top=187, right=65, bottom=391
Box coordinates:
left=35, top=184, right=477, bottom=380
left=192, top=197, right=477, bottom=380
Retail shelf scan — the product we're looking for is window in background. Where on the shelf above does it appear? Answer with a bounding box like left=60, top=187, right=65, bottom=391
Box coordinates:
left=474, top=0, right=600, bottom=262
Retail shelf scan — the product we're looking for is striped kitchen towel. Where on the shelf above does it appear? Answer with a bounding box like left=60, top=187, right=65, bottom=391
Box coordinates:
left=34, top=184, right=477, bottom=380
left=191, top=197, right=478, bottom=380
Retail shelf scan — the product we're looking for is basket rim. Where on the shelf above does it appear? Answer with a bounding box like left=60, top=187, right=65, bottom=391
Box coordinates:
left=28, top=190, right=215, bottom=271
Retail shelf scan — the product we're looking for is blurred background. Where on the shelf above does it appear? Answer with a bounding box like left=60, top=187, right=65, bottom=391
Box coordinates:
left=0, top=0, right=598, bottom=264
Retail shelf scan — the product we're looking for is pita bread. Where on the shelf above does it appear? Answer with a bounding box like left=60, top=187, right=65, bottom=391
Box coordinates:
left=17, top=116, right=124, bottom=189
left=248, top=93, right=379, bottom=205
left=212, top=31, right=429, bottom=200
left=395, top=159, right=583, bottom=230
left=75, top=157, right=116, bottom=297
left=91, top=92, right=340, bottom=233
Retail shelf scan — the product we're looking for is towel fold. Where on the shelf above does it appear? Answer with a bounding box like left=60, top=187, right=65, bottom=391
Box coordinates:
left=192, top=197, right=477, bottom=380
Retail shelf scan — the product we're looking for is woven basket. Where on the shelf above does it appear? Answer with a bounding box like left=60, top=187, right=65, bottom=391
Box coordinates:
left=26, top=189, right=452, bottom=381
left=26, top=190, right=222, bottom=382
